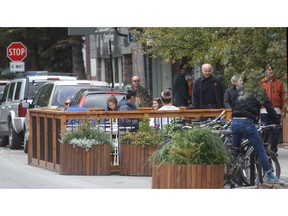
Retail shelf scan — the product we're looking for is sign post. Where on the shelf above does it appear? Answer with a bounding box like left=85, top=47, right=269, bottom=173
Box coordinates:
left=7, top=42, right=27, bottom=72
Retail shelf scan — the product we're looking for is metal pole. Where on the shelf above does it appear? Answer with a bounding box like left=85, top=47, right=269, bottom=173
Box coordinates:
left=109, top=39, right=114, bottom=89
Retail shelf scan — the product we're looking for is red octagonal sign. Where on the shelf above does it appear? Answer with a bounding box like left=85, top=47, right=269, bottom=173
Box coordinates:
left=7, top=42, right=27, bottom=62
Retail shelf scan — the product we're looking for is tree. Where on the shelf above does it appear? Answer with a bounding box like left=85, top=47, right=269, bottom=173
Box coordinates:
left=0, top=27, right=86, bottom=79
left=136, top=27, right=286, bottom=88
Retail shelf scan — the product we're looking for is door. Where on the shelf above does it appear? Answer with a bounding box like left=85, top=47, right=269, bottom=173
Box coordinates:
left=0, top=83, right=14, bottom=135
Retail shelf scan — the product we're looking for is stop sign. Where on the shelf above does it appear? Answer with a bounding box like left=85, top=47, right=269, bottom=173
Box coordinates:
left=7, top=42, right=27, bottom=62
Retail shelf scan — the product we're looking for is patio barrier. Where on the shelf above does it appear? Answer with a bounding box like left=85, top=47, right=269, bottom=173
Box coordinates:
left=28, top=108, right=232, bottom=172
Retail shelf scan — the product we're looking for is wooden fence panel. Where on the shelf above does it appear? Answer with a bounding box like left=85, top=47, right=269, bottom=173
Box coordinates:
left=152, top=164, right=225, bottom=189
left=28, top=108, right=232, bottom=173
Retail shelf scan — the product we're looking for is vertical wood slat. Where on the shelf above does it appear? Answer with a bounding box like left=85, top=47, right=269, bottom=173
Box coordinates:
left=44, top=115, right=48, bottom=166
left=152, top=164, right=225, bottom=189
left=120, top=144, right=157, bottom=176
left=60, top=144, right=111, bottom=175
left=36, top=115, right=40, bottom=164
left=28, top=113, right=34, bottom=164
left=52, top=117, right=57, bottom=169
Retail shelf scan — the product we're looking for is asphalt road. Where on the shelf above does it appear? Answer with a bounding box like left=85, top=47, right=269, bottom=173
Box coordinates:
left=1, top=144, right=288, bottom=189
left=1, top=144, right=288, bottom=216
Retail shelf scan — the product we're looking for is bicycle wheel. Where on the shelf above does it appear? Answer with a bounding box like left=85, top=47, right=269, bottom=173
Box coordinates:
left=224, top=154, right=243, bottom=188
left=239, top=153, right=263, bottom=186
left=241, top=149, right=281, bottom=185
left=266, top=149, right=281, bottom=178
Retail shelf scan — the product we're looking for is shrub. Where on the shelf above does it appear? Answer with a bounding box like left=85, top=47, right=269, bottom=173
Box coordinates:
left=60, top=121, right=112, bottom=150
left=150, top=127, right=229, bottom=165
left=119, top=117, right=163, bottom=147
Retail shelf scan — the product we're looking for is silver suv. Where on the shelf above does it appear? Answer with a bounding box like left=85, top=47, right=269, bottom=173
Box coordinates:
left=23, top=80, right=110, bottom=153
left=0, top=74, right=77, bottom=149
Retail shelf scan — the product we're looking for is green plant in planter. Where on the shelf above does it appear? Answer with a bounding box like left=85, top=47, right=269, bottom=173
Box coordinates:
left=120, top=117, right=163, bottom=147
left=150, top=127, right=228, bottom=165
left=60, top=121, right=112, bottom=150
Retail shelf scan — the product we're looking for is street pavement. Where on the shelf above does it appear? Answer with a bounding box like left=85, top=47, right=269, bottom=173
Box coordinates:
left=255, top=143, right=288, bottom=188
left=1, top=144, right=287, bottom=189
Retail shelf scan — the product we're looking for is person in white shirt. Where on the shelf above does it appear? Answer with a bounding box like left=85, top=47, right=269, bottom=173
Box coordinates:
left=157, top=89, right=180, bottom=127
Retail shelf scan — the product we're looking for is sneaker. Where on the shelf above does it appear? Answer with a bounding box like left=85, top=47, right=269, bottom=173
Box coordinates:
left=267, top=174, right=285, bottom=185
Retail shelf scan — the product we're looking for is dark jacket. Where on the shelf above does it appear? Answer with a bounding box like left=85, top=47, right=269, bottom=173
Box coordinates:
left=224, top=86, right=238, bottom=108
left=172, top=73, right=189, bottom=106
left=117, top=98, right=139, bottom=129
left=192, top=75, right=223, bottom=109
left=232, top=87, right=280, bottom=124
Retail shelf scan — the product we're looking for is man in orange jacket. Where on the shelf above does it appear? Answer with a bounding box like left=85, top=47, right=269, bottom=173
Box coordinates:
left=260, top=64, right=287, bottom=154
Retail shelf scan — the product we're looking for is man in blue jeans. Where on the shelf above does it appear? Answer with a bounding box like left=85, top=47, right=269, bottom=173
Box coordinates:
left=232, top=86, right=284, bottom=184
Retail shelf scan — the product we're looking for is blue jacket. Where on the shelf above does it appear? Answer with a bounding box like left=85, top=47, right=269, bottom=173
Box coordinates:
left=65, top=105, right=88, bottom=125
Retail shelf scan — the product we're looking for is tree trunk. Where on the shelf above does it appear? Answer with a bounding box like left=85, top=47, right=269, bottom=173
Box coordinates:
left=29, top=44, right=39, bottom=70
left=72, top=36, right=86, bottom=79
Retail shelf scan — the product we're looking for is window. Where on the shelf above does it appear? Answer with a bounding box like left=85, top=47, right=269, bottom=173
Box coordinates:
left=28, top=81, right=47, bottom=99
left=1, top=84, right=9, bottom=101
left=8, top=83, right=15, bottom=101
left=32, top=84, right=53, bottom=107
left=14, top=82, right=22, bottom=100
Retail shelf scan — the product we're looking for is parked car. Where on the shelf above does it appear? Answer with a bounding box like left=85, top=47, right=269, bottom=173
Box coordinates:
left=0, top=74, right=77, bottom=149
left=23, top=80, right=111, bottom=153
left=72, top=89, right=126, bottom=109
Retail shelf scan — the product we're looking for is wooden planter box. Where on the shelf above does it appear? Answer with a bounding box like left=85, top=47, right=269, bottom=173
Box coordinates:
left=120, top=144, right=157, bottom=176
left=60, top=144, right=112, bottom=175
left=152, top=164, right=225, bottom=189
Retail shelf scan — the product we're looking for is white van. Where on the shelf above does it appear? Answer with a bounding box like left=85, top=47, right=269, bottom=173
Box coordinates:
left=0, top=75, right=77, bottom=149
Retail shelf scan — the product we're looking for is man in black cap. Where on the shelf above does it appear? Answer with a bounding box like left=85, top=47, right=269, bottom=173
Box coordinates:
left=172, top=64, right=190, bottom=107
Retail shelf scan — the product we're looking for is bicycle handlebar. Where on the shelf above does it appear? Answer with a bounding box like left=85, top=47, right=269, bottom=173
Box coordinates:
left=257, top=124, right=282, bottom=131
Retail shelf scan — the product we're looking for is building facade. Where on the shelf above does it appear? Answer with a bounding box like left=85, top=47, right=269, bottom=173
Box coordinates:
left=68, top=27, right=173, bottom=99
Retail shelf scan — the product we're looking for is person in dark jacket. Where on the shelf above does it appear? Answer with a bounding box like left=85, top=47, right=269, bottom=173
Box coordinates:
left=231, top=86, right=284, bottom=184
left=224, top=74, right=243, bottom=108
left=192, top=63, right=223, bottom=109
left=172, top=64, right=190, bottom=107
left=117, top=90, right=139, bottom=130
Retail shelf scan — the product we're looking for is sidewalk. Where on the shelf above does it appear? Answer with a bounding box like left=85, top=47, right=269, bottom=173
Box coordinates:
left=243, top=143, right=288, bottom=189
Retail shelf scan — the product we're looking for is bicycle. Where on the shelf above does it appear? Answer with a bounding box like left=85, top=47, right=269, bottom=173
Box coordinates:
left=218, top=123, right=281, bottom=188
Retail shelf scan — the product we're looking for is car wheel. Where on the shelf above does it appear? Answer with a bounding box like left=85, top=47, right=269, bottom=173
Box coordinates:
left=0, top=136, right=9, bottom=147
left=9, top=122, right=23, bottom=149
